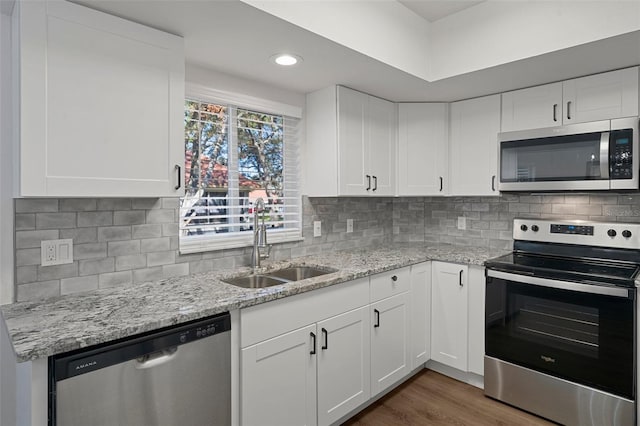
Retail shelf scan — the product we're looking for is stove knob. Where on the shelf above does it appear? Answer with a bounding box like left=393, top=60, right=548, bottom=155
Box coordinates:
left=531, top=225, right=539, bottom=232
left=520, top=224, right=528, bottom=232
left=622, top=230, right=632, bottom=238
left=607, top=229, right=617, bottom=237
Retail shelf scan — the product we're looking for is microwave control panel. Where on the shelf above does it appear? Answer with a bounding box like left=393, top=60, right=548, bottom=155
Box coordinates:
left=610, top=128, right=633, bottom=179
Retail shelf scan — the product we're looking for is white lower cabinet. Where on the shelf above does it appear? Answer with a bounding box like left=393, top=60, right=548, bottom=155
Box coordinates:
left=241, top=325, right=317, bottom=426
left=467, top=266, right=486, bottom=376
left=430, top=261, right=486, bottom=380
left=317, top=307, right=370, bottom=425
left=431, top=262, right=469, bottom=371
left=370, top=292, right=410, bottom=397
left=410, top=262, right=431, bottom=369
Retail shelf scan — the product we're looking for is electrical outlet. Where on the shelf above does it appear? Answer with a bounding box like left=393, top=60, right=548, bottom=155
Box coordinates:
left=41, top=239, right=73, bottom=266
left=346, top=218, right=353, bottom=233
left=313, top=221, right=322, bottom=237
left=457, top=216, right=466, bottom=230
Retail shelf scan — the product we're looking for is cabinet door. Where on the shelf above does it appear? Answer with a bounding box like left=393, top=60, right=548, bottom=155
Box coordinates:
left=431, top=262, right=468, bottom=371
left=370, top=292, right=410, bottom=397
left=449, top=95, right=501, bottom=196
left=241, top=325, right=317, bottom=426
left=367, top=96, right=396, bottom=196
left=317, top=307, right=370, bottom=426
left=410, top=262, right=431, bottom=369
left=337, top=87, right=368, bottom=196
left=398, top=104, right=448, bottom=195
left=467, top=266, right=485, bottom=376
left=501, top=83, right=562, bottom=132
left=563, top=67, right=639, bottom=124
left=18, top=0, right=184, bottom=197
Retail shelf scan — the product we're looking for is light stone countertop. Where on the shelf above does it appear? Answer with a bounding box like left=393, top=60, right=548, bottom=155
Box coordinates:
left=1, top=244, right=507, bottom=362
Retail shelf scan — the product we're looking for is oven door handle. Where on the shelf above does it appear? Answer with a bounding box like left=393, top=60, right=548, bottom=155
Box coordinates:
left=486, top=269, right=631, bottom=298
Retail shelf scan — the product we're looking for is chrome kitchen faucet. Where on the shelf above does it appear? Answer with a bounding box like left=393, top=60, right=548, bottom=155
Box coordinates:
left=251, top=197, right=272, bottom=270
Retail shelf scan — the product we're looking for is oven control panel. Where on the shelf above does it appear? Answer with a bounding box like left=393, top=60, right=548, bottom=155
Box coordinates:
left=550, top=224, right=594, bottom=235
left=514, top=218, right=640, bottom=249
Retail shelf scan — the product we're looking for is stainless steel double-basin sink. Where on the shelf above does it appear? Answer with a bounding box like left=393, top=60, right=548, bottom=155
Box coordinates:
left=222, top=266, right=337, bottom=289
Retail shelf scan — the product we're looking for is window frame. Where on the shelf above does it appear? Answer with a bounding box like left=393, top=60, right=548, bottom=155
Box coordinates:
left=180, top=83, right=303, bottom=254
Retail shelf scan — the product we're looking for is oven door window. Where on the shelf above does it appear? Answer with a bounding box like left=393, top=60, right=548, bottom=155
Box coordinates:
left=486, top=277, right=635, bottom=400
left=500, top=132, right=605, bottom=182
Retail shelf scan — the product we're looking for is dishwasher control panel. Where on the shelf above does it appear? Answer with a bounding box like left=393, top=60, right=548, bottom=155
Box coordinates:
left=51, top=312, right=231, bottom=381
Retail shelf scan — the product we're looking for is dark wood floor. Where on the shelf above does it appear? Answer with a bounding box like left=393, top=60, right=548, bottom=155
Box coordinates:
left=343, top=370, right=556, bottom=426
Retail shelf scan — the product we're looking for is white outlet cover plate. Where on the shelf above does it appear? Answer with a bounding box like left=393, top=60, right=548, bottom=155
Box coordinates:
left=41, top=239, right=73, bottom=266
left=457, top=216, right=466, bottom=230
left=347, top=219, right=353, bottom=233
left=313, top=221, right=322, bottom=237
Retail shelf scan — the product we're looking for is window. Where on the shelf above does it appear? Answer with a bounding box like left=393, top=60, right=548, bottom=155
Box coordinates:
left=180, top=98, right=301, bottom=253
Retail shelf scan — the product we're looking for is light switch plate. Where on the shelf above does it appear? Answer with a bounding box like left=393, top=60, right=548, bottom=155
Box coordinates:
left=313, top=221, right=322, bottom=237
left=457, top=216, right=466, bottom=230
left=41, top=239, right=73, bottom=266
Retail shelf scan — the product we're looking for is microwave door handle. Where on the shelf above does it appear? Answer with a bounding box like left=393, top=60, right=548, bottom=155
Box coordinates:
left=600, top=131, right=610, bottom=179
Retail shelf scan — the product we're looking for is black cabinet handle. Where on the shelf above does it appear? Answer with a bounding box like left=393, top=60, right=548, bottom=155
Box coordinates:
left=321, top=328, right=328, bottom=350
left=491, top=175, right=496, bottom=192
left=567, top=101, right=572, bottom=120
left=174, top=165, right=181, bottom=190
left=366, top=175, right=371, bottom=191
left=459, top=270, right=464, bottom=287
left=553, top=104, right=558, bottom=122
left=374, top=309, right=380, bottom=328
left=310, top=332, right=316, bottom=355
left=372, top=175, right=378, bottom=191
left=391, top=275, right=398, bottom=282
left=439, top=176, right=443, bottom=192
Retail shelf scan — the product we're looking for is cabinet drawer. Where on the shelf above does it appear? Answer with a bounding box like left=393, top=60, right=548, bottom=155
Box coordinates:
left=370, top=267, right=410, bottom=302
left=240, top=278, right=369, bottom=348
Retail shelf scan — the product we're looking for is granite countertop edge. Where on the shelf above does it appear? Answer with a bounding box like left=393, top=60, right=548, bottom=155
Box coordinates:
left=1, top=244, right=507, bottom=362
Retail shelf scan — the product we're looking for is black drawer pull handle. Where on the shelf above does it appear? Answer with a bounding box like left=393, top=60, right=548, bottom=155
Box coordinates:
left=174, top=165, right=182, bottom=190
left=372, top=175, right=378, bottom=191
left=567, top=101, right=572, bottom=120
left=439, top=176, right=443, bottom=192
left=459, top=270, right=464, bottom=287
left=553, top=104, right=558, bottom=122
left=321, top=328, right=328, bottom=350
left=310, top=332, right=316, bottom=355
left=366, top=175, right=371, bottom=191
left=374, top=309, right=380, bottom=328
left=491, top=175, right=496, bottom=192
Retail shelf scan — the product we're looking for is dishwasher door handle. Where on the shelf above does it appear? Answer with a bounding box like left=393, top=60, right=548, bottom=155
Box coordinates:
left=135, top=347, right=179, bottom=369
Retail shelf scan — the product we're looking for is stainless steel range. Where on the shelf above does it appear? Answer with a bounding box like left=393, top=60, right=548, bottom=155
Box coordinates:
left=484, top=218, right=638, bottom=426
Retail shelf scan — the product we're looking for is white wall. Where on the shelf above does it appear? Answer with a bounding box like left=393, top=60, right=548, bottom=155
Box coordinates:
left=0, top=2, right=15, bottom=306
left=1, top=4, right=17, bottom=425
left=427, top=1, right=640, bottom=81
left=240, top=0, right=431, bottom=80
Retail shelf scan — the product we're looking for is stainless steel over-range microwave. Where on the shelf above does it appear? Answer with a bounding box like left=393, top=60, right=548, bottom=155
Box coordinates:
left=498, top=117, right=639, bottom=191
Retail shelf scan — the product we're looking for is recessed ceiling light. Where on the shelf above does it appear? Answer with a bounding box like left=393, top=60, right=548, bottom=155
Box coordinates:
left=271, top=53, right=302, bottom=66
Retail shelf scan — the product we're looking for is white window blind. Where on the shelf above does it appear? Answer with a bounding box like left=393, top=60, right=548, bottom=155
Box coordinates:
left=180, top=99, right=302, bottom=254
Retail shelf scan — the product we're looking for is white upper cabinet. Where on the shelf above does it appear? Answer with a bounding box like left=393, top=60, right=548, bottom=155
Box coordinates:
left=449, top=94, right=501, bottom=196
left=16, top=0, right=185, bottom=197
left=501, top=67, right=639, bottom=132
left=305, top=86, right=396, bottom=197
left=501, top=83, right=563, bottom=132
left=563, top=67, right=639, bottom=124
left=397, top=103, right=448, bottom=196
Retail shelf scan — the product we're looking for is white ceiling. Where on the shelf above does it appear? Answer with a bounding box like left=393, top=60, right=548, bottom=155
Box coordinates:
left=398, top=0, right=484, bottom=22
left=72, top=0, right=640, bottom=102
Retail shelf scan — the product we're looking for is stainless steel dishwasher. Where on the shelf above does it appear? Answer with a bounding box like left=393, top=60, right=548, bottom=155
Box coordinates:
left=49, top=312, right=231, bottom=426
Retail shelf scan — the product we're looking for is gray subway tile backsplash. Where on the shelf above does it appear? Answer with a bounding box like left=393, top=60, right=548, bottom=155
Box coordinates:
left=13, top=192, right=640, bottom=302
